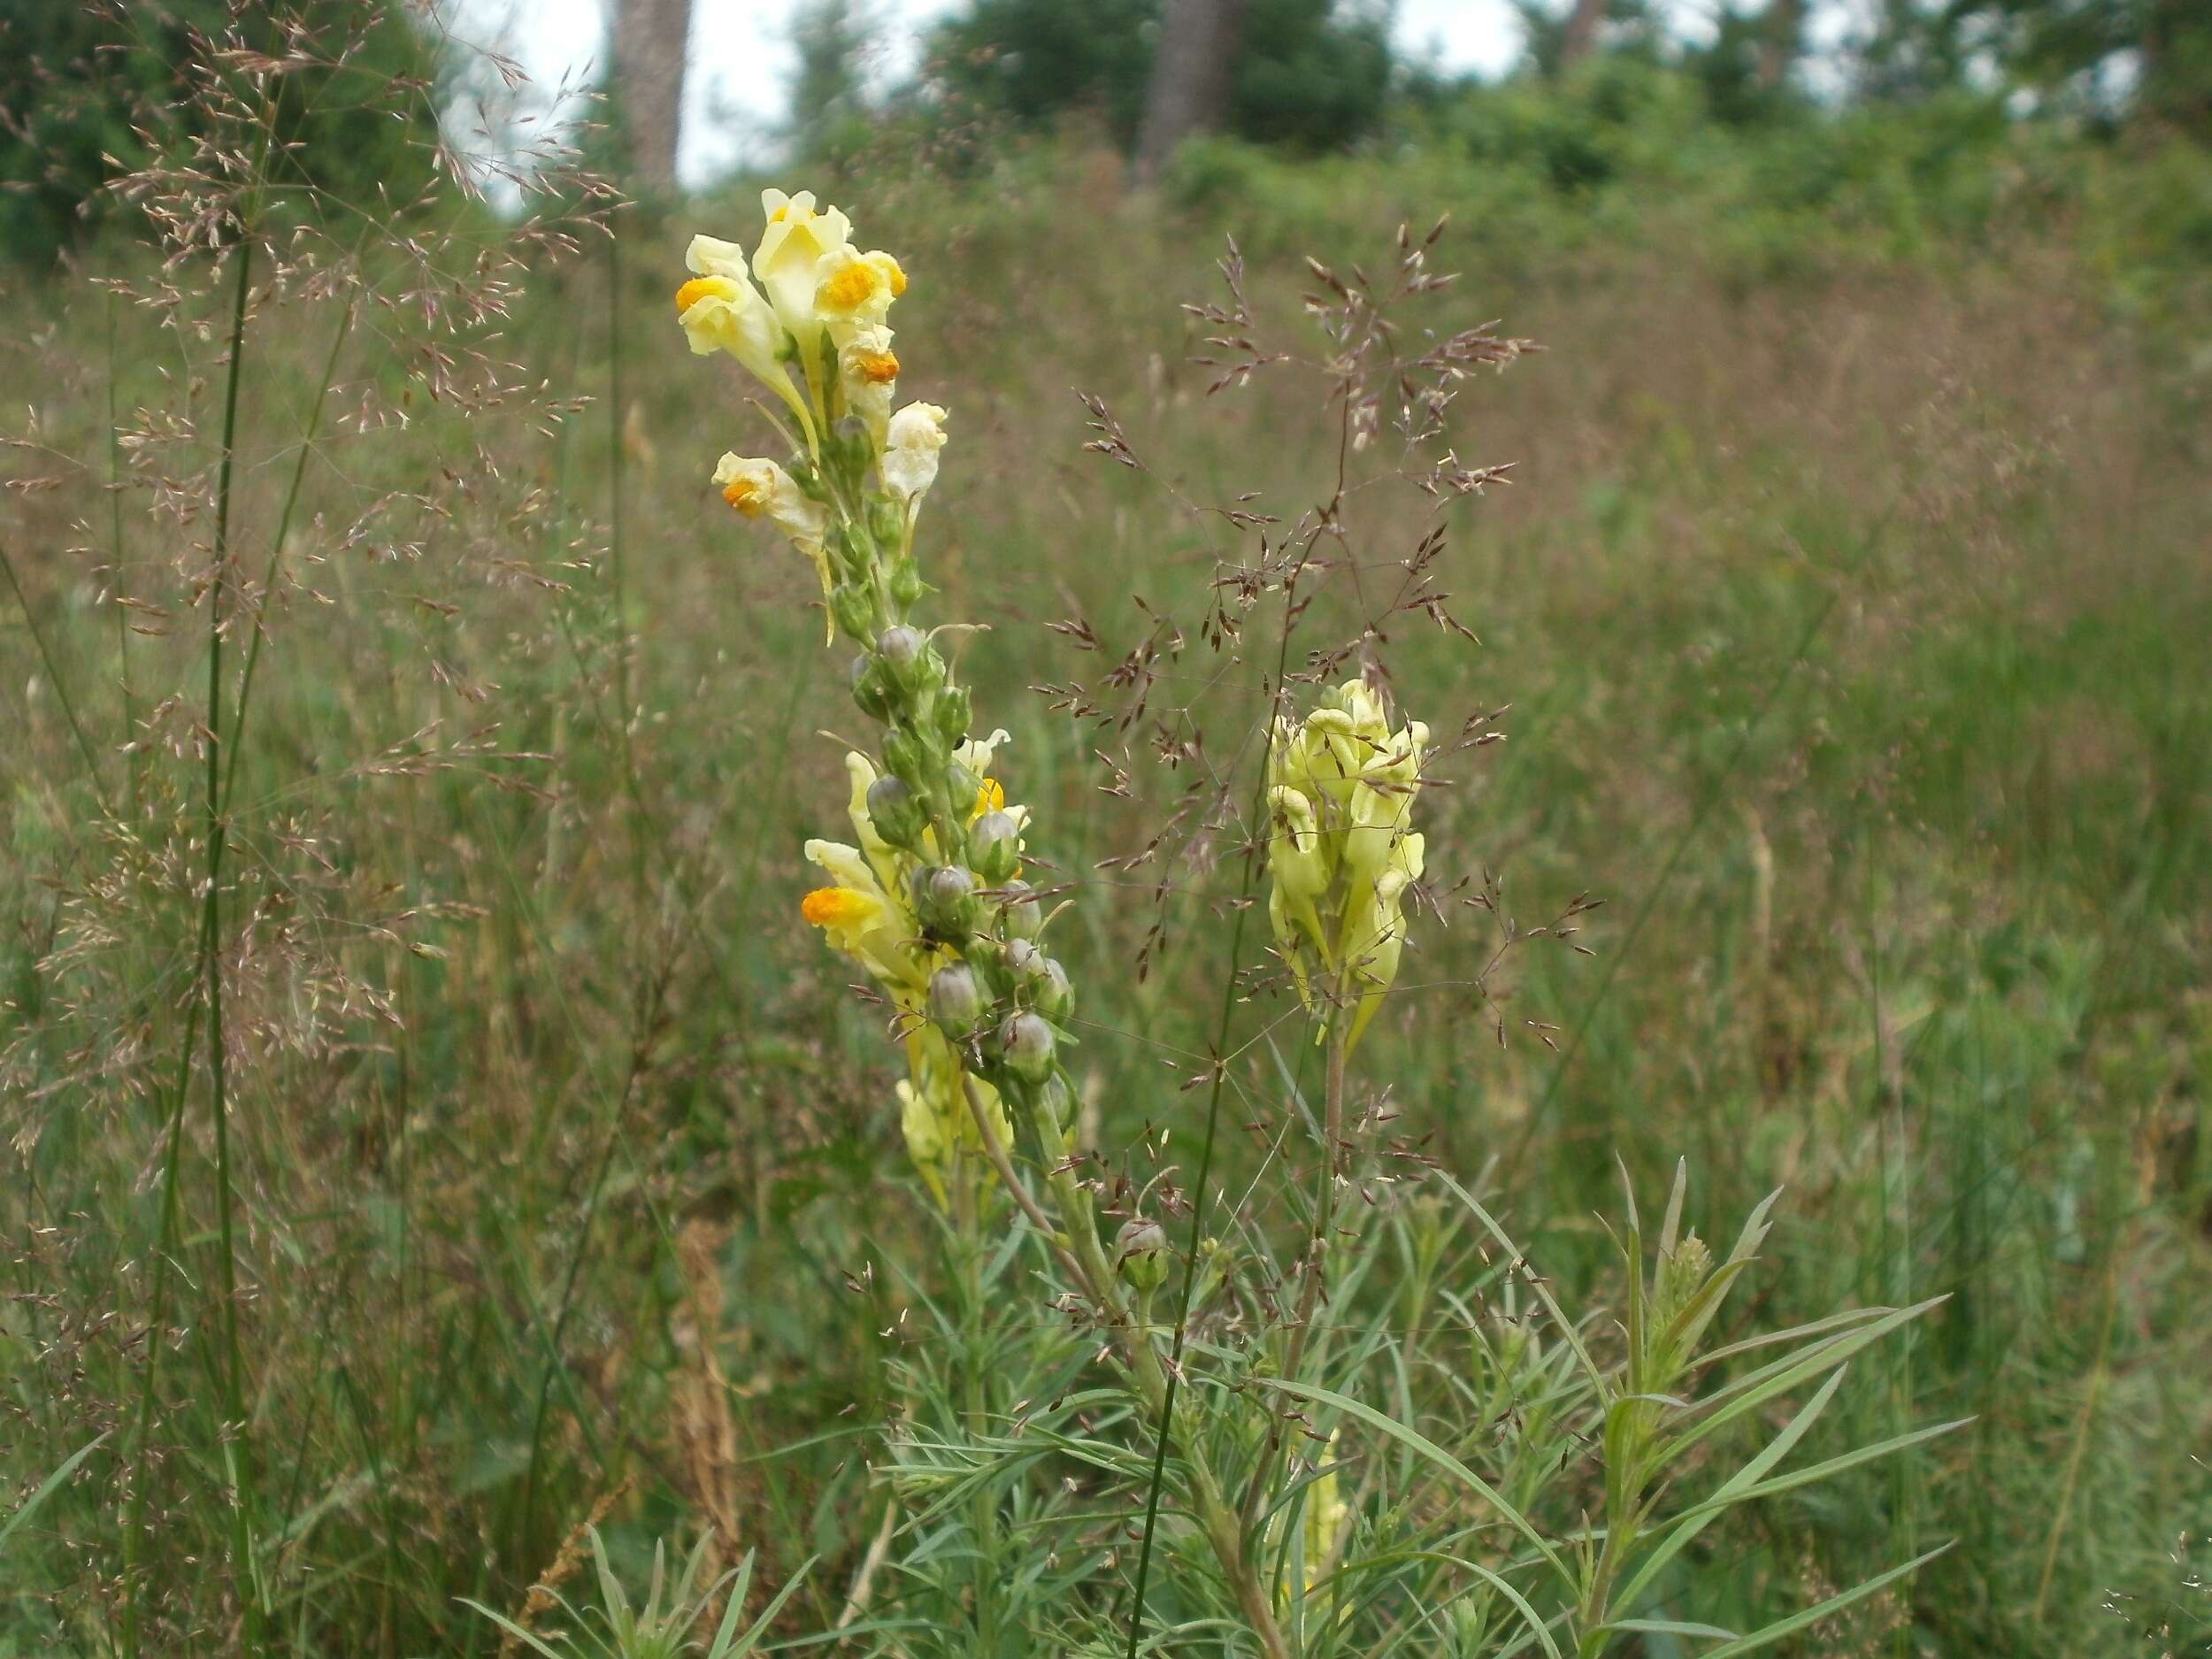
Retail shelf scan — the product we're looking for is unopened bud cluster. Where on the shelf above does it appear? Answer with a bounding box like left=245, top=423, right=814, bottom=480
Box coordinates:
left=681, top=185, right=1079, bottom=1203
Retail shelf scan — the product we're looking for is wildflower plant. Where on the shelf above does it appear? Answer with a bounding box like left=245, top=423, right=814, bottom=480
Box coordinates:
left=682, top=192, right=1957, bottom=1659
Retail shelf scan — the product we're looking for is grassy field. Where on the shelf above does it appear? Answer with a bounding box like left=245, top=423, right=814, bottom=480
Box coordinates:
left=3, top=134, right=2210, bottom=1655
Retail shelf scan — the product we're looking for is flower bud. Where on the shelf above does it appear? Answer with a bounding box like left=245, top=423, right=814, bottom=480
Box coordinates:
left=1031, top=956, right=1074, bottom=1020
left=1002, top=937, right=1044, bottom=977
left=1117, top=1217, right=1171, bottom=1294
left=875, top=625, right=927, bottom=688
left=944, top=761, right=981, bottom=812
left=934, top=683, right=973, bottom=745
left=880, top=726, right=929, bottom=786
left=968, top=810, right=1021, bottom=883
left=999, top=1010, right=1056, bottom=1083
left=995, top=879, right=1044, bottom=941
left=927, top=963, right=983, bottom=1034
left=830, top=583, right=875, bottom=642
left=868, top=495, right=905, bottom=547
left=865, top=774, right=926, bottom=851
left=911, top=864, right=977, bottom=937
left=849, top=654, right=892, bottom=721
left=887, top=555, right=924, bottom=608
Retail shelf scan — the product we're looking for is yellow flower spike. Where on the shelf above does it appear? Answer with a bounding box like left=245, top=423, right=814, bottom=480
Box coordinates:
left=1265, top=685, right=1428, bottom=1050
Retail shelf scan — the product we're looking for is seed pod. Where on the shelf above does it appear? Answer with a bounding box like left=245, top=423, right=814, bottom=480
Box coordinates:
left=1117, top=1217, right=1171, bottom=1294
left=1000, top=1010, right=1056, bottom=1083
left=927, top=963, right=983, bottom=1034
left=968, top=810, right=1021, bottom=883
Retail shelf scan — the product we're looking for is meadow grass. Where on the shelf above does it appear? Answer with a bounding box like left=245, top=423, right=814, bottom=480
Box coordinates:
left=2, top=137, right=2208, bottom=1655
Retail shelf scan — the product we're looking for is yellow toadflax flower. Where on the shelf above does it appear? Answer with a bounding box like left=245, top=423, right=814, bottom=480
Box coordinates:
left=838, top=323, right=901, bottom=449
left=1264, top=680, right=1428, bottom=1050
left=711, top=453, right=836, bottom=623
left=754, top=188, right=852, bottom=369
left=812, top=245, right=908, bottom=336
left=675, top=235, right=810, bottom=433
left=882, top=401, right=949, bottom=506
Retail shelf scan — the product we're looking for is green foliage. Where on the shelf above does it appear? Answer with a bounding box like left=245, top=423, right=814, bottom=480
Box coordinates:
left=926, top=0, right=1394, bottom=154
left=0, top=0, right=442, bottom=269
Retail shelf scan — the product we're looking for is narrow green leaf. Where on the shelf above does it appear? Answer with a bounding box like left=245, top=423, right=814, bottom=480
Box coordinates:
left=1264, top=1376, right=1575, bottom=1592
left=1693, top=1543, right=1953, bottom=1657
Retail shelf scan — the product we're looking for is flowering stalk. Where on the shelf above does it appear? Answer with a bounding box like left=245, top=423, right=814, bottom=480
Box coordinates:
left=679, top=188, right=1292, bottom=1659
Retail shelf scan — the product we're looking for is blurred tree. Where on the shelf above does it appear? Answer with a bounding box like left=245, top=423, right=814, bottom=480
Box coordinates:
left=1558, top=0, right=1611, bottom=68
left=787, top=0, right=873, bottom=165
left=1135, top=0, right=1249, bottom=180
left=928, top=0, right=1394, bottom=157
left=0, top=0, right=442, bottom=270
left=607, top=0, right=691, bottom=193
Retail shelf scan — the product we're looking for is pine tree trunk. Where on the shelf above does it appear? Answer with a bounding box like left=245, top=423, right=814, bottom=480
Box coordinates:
left=1757, top=0, right=1803, bottom=88
left=610, top=0, right=691, bottom=196
left=1558, top=0, right=1610, bottom=70
left=1134, top=0, right=1250, bottom=183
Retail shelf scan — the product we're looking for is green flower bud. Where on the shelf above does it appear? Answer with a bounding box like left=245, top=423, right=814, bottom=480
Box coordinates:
left=1655, top=1235, right=1713, bottom=1331
left=887, top=554, right=924, bottom=608
left=849, top=655, right=893, bottom=721
left=927, top=963, right=983, bottom=1034
left=876, top=625, right=926, bottom=688
left=995, top=879, right=1044, bottom=941
left=1000, top=1010, right=1056, bottom=1083
left=934, top=683, right=973, bottom=745
left=880, top=726, right=929, bottom=786
left=868, top=495, right=905, bottom=547
left=1117, top=1217, right=1171, bottom=1294
left=944, top=761, right=981, bottom=813
left=1031, top=956, right=1074, bottom=1020
left=865, top=774, right=926, bottom=851
left=911, top=864, right=978, bottom=937
left=968, top=810, right=1021, bottom=883
left=830, top=583, right=875, bottom=641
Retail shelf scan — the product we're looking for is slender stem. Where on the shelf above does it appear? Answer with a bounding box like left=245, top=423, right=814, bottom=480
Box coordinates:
left=1025, top=1100, right=1294, bottom=1659
left=0, top=540, right=111, bottom=818
left=202, top=211, right=262, bottom=1654
left=953, top=1156, right=999, bottom=1654
left=1240, top=1020, right=1348, bottom=1532
left=959, top=1080, right=1289, bottom=1659
left=107, top=289, right=137, bottom=813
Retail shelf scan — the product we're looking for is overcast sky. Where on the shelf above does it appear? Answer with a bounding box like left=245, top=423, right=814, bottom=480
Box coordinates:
left=449, top=0, right=1539, bottom=187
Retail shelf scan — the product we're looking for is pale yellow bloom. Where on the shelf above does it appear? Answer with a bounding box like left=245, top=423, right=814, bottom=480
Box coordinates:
left=675, top=236, right=809, bottom=429
left=882, top=401, right=949, bottom=503
left=711, top=452, right=835, bottom=622
left=754, top=188, right=853, bottom=368
left=813, top=245, right=907, bottom=337
left=837, top=322, right=900, bottom=448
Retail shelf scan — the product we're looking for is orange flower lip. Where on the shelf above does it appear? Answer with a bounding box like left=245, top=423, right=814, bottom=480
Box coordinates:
left=674, top=276, right=722, bottom=314
left=802, top=887, right=873, bottom=926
